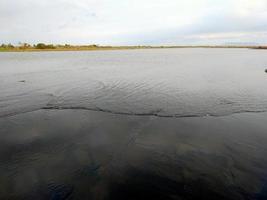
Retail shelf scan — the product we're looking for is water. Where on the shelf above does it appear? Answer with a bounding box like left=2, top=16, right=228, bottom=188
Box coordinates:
left=0, top=48, right=267, bottom=199
left=1, top=48, right=267, bottom=118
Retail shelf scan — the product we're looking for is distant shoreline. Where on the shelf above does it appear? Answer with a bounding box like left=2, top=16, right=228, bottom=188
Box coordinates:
left=0, top=45, right=266, bottom=52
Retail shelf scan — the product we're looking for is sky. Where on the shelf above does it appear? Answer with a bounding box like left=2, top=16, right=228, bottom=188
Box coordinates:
left=1, top=0, right=267, bottom=45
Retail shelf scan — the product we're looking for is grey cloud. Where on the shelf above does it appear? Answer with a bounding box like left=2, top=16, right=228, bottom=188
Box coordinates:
left=1, top=0, right=267, bottom=45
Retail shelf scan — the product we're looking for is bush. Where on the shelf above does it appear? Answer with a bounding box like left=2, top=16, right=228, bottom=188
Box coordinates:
left=19, top=43, right=31, bottom=49
left=1, top=43, right=14, bottom=49
left=7, top=43, right=15, bottom=48
left=35, top=43, right=55, bottom=49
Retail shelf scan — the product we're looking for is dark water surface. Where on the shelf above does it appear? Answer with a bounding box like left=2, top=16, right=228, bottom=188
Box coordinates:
left=1, top=49, right=267, bottom=199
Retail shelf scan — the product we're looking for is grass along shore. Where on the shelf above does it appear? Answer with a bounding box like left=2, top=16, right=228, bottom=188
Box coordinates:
left=0, top=43, right=266, bottom=52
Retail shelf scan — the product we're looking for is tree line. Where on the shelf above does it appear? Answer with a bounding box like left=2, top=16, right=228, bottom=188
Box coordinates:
left=0, top=43, right=99, bottom=49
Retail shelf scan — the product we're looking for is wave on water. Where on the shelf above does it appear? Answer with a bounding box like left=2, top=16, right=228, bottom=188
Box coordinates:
left=41, top=105, right=267, bottom=118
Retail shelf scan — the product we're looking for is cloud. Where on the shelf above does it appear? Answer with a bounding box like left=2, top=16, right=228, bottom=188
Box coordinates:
left=0, top=0, right=267, bottom=45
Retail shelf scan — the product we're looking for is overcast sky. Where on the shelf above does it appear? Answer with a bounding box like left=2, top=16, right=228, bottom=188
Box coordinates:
left=1, top=0, right=267, bottom=45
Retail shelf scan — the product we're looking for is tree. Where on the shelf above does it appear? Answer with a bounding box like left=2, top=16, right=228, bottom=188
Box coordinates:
left=35, top=43, right=55, bottom=49
left=7, top=43, right=14, bottom=48
left=19, top=43, right=31, bottom=49
left=36, top=43, right=46, bottom=49
left=0, top=43, right=14, bottom=49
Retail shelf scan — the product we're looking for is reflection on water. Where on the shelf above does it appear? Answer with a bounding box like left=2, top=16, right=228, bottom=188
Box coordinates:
left=1, top=110, right=267, bottom=199
left=1, top=48, right=267, bottom=199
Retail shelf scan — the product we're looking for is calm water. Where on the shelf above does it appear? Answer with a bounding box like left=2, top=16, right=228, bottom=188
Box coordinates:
left=0, top=48, right=267, bottom=199
left=1, top=48, right=267, bottom=118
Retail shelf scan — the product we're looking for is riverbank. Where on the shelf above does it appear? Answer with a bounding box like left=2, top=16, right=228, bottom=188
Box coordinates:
left=0, top=45, right=265, bottom=52
left=252, top=46, right=267, bottom=50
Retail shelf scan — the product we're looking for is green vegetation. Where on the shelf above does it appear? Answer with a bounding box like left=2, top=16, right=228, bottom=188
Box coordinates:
left=0, top=43, right=124, bottom=52
left=0, top=43, right=266, bottom=52
left=252, top=46, right=267, bottom=50
left=0, top=43, right=15, bottom=51
left=35, top=43, right=56, bottom=49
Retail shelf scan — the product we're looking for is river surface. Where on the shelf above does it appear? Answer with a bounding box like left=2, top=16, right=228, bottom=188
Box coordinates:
left=0, top=48, right=267, bottom=199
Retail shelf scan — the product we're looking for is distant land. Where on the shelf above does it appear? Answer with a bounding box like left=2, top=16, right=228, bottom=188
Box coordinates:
left=0, top=43, right=266, bottom=52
